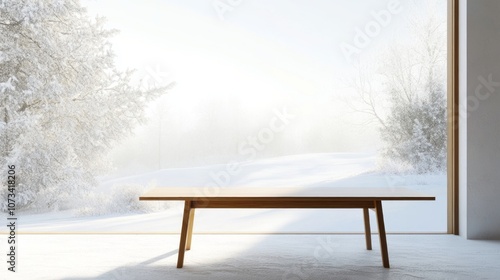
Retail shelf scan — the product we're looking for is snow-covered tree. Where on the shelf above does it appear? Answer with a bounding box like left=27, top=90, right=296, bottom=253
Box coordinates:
left=381, top=83, right=447, bottom=173
left=347, top=15, right=447, bottom=173
left=0, top=0, right=173, bottom=211
left=379, top=15, right=447, bottom=173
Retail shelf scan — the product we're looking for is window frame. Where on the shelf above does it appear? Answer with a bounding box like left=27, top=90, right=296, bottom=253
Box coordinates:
left=447, top=0, right=459, bottom=235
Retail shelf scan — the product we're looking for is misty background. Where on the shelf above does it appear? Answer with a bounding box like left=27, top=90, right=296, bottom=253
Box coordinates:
left=82, top=0, right=447, bottom=176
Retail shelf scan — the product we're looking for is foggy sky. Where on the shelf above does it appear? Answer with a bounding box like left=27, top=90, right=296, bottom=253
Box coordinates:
left=82, top=0, right=446, bottom=174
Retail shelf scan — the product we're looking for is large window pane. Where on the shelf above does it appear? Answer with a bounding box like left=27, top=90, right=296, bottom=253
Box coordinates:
left=8, top=0, right=447, bottom=233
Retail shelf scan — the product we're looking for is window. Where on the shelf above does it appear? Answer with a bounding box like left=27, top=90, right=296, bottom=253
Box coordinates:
left=10, top=0, right=454, bottom=234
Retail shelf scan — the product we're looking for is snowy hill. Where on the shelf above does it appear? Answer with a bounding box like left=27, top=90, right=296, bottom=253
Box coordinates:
left=101, top=153, right=377, bottom=189
left=3, top=153, right=446, bottom=233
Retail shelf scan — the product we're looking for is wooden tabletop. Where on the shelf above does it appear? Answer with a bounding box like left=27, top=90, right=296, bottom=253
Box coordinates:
left=139, top=187, right=435, bottom=202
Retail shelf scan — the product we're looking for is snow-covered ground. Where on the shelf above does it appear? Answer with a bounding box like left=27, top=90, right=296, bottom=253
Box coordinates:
left=2, top=153, right=446, bottom=233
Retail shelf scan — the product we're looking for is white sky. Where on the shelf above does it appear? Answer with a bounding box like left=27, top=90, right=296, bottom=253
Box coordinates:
left=82, top=0, right=447, bottom=171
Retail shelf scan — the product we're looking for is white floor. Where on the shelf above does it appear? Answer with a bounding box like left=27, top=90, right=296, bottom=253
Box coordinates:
left=1, top=234, right=499, bottom=280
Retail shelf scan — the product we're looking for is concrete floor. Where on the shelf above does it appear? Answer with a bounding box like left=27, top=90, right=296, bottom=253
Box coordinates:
left=1, top=234, right=499, bottom=279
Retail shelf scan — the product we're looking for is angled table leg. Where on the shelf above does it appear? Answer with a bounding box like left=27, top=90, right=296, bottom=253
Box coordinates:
left=186, top=208, right=196, bottom=250
left=177, top=200, right=192, bottom=268
left=375, top=200, right=390, bottom=268
left=363, top=208, right=372, bottom=250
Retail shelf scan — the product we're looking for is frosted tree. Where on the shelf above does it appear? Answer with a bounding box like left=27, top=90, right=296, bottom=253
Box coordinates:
left=381, top=84, right=447, bottom=173
left=347, top=15, right=447, bottom=173
left=0, top=0, right=173, bottom=211
left=380, top=15, right=447, bottom=173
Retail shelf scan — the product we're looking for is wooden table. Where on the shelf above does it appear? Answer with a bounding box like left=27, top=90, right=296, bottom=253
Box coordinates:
left=139, top=187, right=435, bottom=268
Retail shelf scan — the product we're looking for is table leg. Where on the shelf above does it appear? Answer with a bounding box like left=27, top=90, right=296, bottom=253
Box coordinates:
left=186, top=208, right=196, bottom=250
left=177, top=200, right=192, bottom=268
left=363, top=208, right=372, bottom=250
left=375, top=200, right=390, bottom=268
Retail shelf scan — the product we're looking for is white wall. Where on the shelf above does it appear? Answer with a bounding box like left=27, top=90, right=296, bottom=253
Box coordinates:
left=461, top=0, right=500, bottom=239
